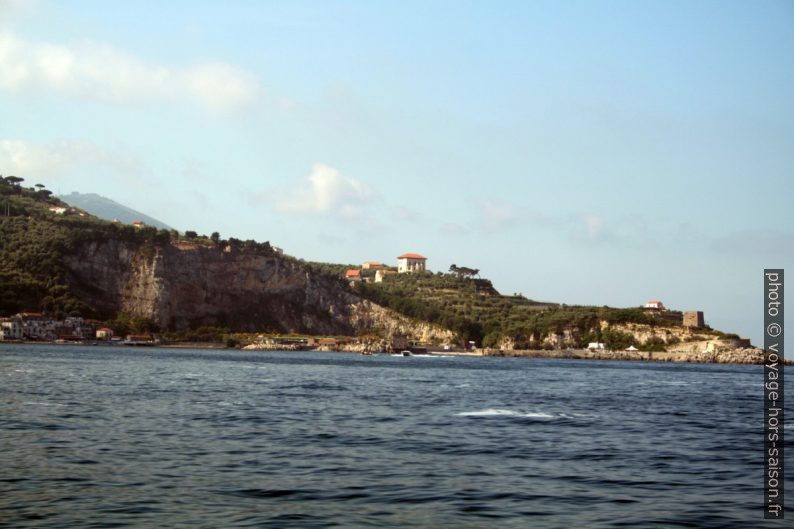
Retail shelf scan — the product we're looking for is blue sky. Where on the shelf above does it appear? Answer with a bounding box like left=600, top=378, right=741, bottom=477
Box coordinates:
left=1, top=0, right=792, bottom=350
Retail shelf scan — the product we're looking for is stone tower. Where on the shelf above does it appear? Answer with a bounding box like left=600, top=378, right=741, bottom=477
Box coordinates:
left=683, top=311, right=704, bottom=328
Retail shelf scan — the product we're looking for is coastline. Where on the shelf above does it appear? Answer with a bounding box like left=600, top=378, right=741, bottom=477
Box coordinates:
left=481, top=347, right=783, bottom=365
left=2, top=340, right=788, bottom=365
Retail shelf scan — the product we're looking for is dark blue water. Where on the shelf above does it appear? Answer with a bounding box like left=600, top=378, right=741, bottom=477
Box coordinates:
left=0, top=345, right=790, bottom=528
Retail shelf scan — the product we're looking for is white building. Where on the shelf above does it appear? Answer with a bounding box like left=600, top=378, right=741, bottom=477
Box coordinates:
left=375, top=269, right=397, bottom=282
left=397, top=253, right=427, bottom=273
left=588, top=342, right=606, bottom=351
left=643, top=300, right=666, bottom=310
left=0, top=318, right=23, bottom=340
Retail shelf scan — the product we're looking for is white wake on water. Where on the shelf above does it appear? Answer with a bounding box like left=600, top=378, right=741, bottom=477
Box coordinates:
left=456, top=408, right=555, bottom=419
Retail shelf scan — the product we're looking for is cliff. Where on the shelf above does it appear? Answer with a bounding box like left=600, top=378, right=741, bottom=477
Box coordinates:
left=0, top=181, right=757, bottom=359
left=494, top=320, right=753, bottom=355
left=63, top=239, right=452, bottom=340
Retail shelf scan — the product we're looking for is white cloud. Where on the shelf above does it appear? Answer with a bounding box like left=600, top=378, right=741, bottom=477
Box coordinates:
left=479, top=199, right=522, bottom=231
left=583, top=214, right=603, bottom=239
left=0, top=0, right=38, bottom=17
left=0, top=138, right=146, bottom=186
left=440, top=222, right=468, bottom=236
left=0, top=32, right=259, bottom=112
left=391, top=205, right=423, bottom=223
left=275, top=163, right=375, bottom=218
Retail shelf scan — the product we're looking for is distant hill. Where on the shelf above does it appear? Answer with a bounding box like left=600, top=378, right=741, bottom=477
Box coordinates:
left=1, top=176, right=750, bottom=358
left=59, top=192, right=173, bottom=230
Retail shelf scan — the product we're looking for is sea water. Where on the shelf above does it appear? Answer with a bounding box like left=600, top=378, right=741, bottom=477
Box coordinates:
left=0, top=344, right=790, bottom=528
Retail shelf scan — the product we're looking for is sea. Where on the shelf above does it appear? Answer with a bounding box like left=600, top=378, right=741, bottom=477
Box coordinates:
left=0, top=344, right=790, bottom=528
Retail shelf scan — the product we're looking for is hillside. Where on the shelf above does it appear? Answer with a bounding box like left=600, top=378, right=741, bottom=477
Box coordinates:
left=0, top=177, right=91, bottom=316
left=0, top=176, right=450, bottom=340
left=59, top=192, right=173, bottom=230
left=0, top=175, right=749, bottom=353
left=349, top=271, right=735, bottom=350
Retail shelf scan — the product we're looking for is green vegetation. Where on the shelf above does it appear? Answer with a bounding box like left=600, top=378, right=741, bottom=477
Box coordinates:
left=162, top=326, right=229, bottom=342
left=448, top=264, right=479, bottom=279
left=304, top=261, right=358, bottom=290
left=110, top=312, right=161, bottom=335
left=642, top=336, right=668, bottom=352
left=1, top=176, right=91, bottom=317
left=353, top=271, right=684, bottom=347
left=0, top=174, right=720, bottom=348
left=0, top=176, right=180, bottom=318
left=0, top=174, right=275, bottom=321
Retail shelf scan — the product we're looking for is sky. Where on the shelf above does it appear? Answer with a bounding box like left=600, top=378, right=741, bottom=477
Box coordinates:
left=1, top=0, right=792, bottom=351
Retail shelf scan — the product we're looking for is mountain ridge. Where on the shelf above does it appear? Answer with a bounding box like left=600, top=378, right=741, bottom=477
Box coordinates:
left=59, top=192, right=173, bottom=230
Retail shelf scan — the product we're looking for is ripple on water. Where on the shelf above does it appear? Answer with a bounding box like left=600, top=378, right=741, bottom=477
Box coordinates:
left=0, top=345, right=779, bottom=529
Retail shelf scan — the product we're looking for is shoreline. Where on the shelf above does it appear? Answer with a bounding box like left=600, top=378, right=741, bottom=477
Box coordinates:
left=482, top=347, right=789, bottom=365
left=1, top=340, right=789, bottom=365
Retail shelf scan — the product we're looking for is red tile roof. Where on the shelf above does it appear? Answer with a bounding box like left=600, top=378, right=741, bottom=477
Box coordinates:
left=397, top=253, right=426, bottom=260
left=345, top=269, right=361, bottom=278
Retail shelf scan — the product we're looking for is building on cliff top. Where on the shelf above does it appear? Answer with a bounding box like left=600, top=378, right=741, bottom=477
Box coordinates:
left=643, top=300, right=666, bottom=310
left=397, top=253, right=427, bottom=273
left=362, top=261, right=383, bottom=269
left=345, top=269, right=362, bottom=284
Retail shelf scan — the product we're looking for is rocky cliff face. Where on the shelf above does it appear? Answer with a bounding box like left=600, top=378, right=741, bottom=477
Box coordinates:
left=348, top=300, right=455, bottom=344
left=496, top=320, right=751, bottom=353
left=63, top=239, right=450, bottom=339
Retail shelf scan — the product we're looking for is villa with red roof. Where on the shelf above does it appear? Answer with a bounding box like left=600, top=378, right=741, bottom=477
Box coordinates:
left=345, top=269, right=362, bottom=282
left=397, top=253, right=427, bottom=273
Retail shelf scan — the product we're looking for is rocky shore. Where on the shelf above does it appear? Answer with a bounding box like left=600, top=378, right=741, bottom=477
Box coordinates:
left=237, top=341, right=779, bottom=365
left=484, top=347, right=769, bottom=364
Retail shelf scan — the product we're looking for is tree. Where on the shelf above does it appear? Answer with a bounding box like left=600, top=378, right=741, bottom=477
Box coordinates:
left=210, top=232, right=220, bottom=244
left=185, top=230, right=198, bottom=239
left=449, top=263, right=479, bottom=279
left=154, top=229, right=171, bottom=245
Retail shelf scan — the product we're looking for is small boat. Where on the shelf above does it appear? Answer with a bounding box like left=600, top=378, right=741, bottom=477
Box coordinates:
left=361, top=351, right=374, bottom=356
left=400, top=350, right=413, bottom=356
